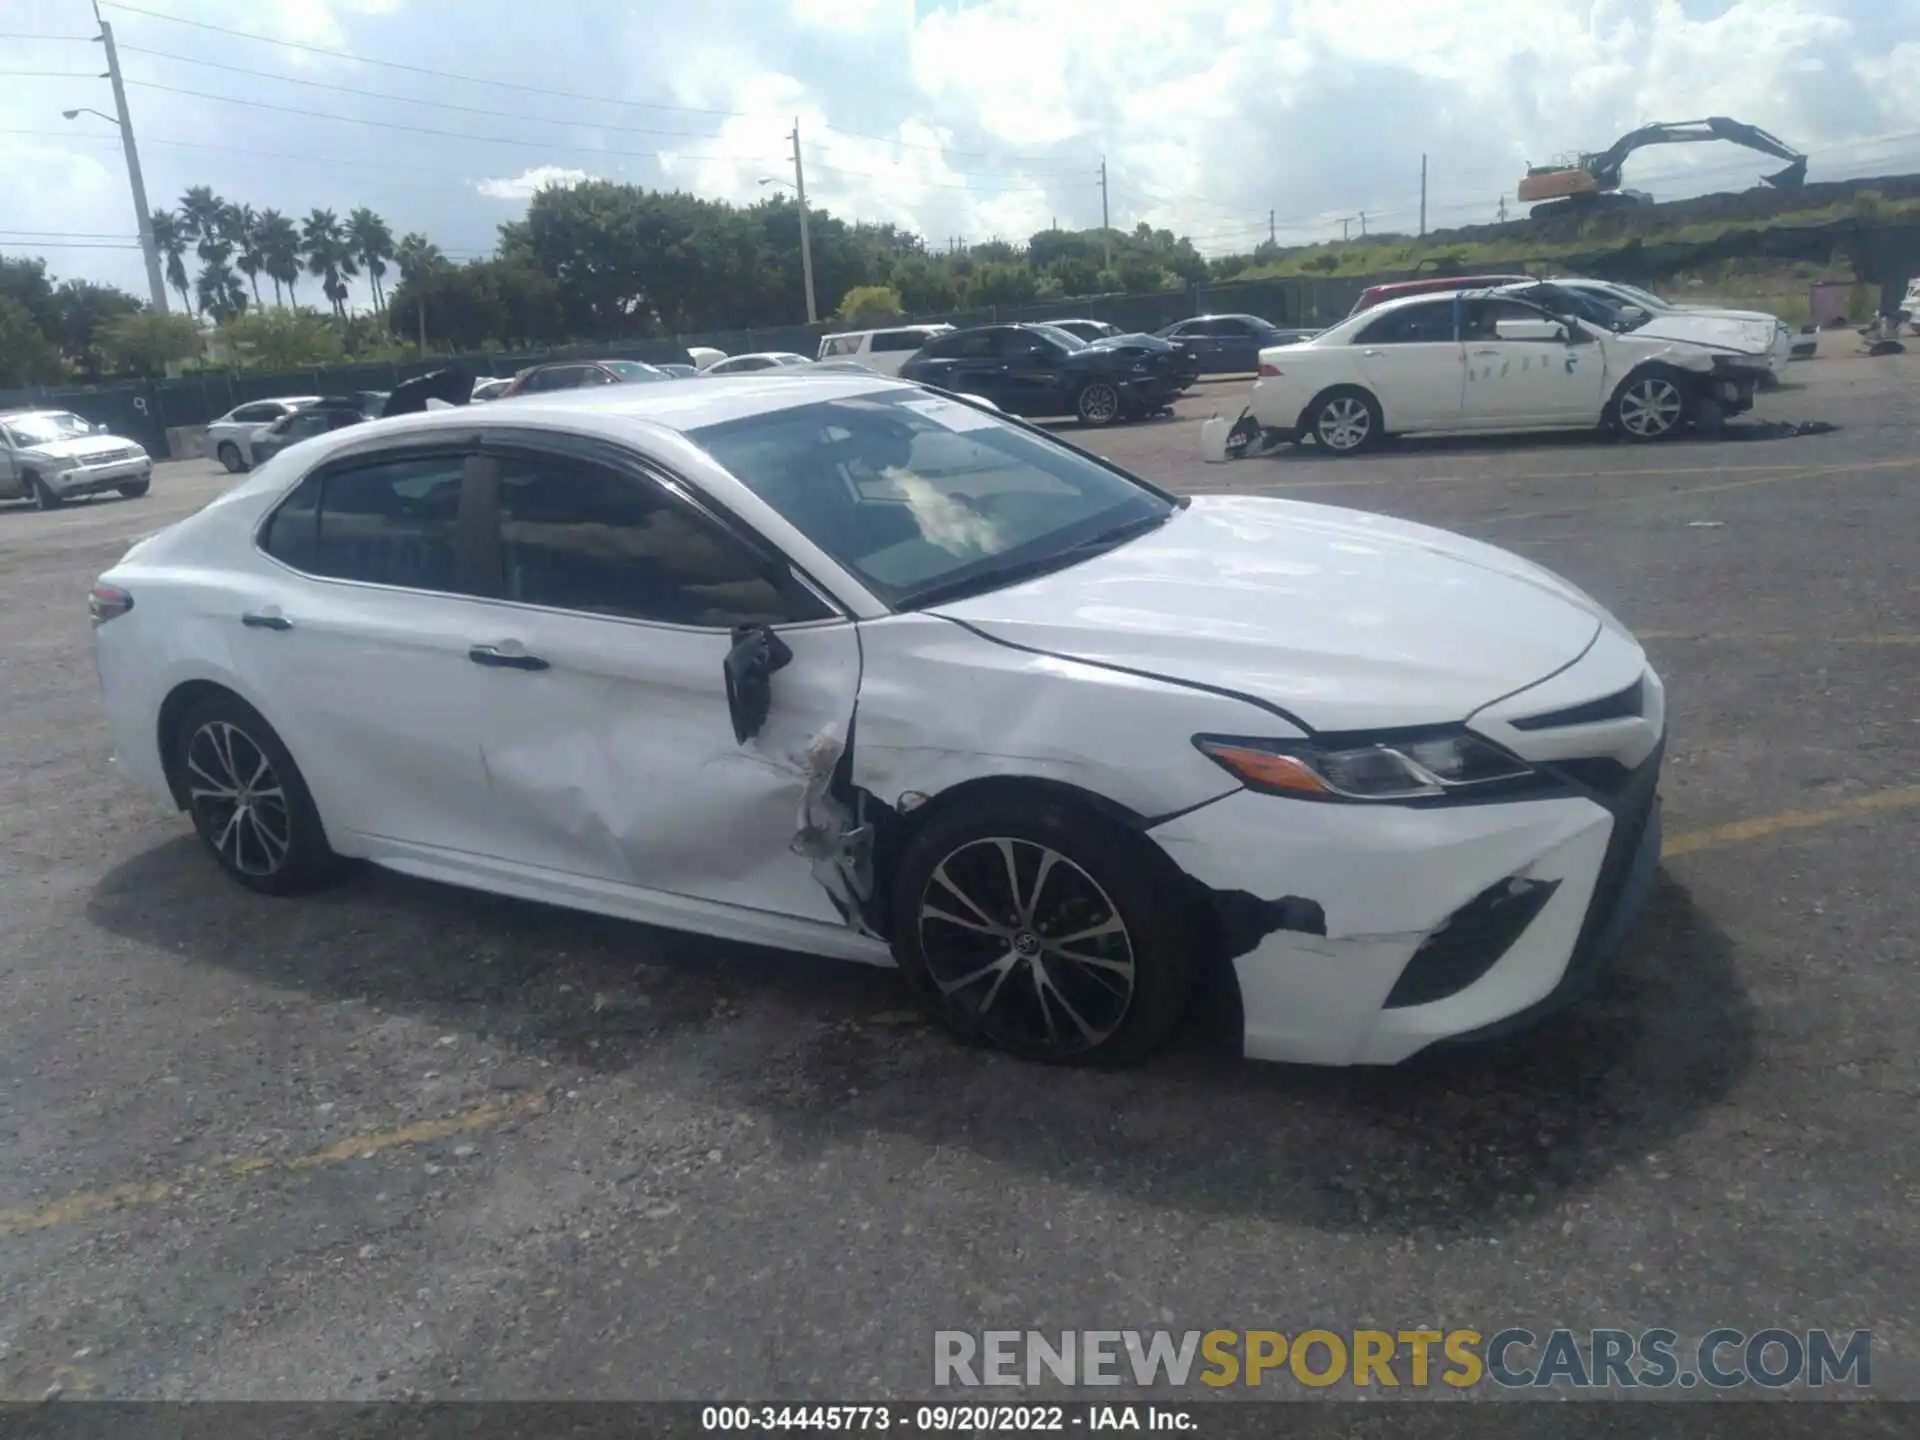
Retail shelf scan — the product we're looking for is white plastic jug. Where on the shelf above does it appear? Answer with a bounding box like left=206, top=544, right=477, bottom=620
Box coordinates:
left=1199, top=414, right=1232, bottom=463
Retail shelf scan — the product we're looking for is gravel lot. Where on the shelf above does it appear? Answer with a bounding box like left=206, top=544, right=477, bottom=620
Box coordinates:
left=2, top=348, right=1916, bottom=1403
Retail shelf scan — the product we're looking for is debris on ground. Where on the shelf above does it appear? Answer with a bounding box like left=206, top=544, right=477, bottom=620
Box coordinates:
left=1718, top=420, right=1840, bottom=441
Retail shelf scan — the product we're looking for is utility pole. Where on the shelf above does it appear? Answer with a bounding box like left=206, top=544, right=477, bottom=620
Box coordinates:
left=1098, top=157, right=1111, bottom=270
left=791, top=117, right=817, bottom=324
left=1497, top=194, right=1509, bottom=223
left=1419, top=154, right=1428, bottom=236
left=94, top=14, right=168, bottom=316
left=1359, top=211, right=1368, bottom=236
left=1340, top=217, right=1351, bottom=241
left=1269, top=209, right=1276, bottom=245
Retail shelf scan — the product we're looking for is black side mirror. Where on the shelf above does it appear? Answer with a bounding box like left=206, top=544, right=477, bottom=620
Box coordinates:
left=723, top=624, right=794, bottom=743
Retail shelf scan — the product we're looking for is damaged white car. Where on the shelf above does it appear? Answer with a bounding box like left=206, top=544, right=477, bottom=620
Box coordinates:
left=92, top=373, right=1664, bottom=1068
left=1251, top=287, right=1761, bottom=452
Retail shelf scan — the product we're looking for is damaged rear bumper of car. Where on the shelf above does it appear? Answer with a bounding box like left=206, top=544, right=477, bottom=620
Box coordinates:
left=1147, top=744, right=1663, bottom=1066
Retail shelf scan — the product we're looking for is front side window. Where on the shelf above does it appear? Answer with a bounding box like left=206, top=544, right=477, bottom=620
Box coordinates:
left=602, top=361, right=663, bottom=381
left=1355, top=301, right=1457, bottom=345
left=688, top=390, right=1176, bottom=609
left=482, top=451, right=827, bottom=627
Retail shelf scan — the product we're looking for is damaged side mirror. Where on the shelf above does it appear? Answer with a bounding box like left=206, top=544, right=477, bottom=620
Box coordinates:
left=723, top=624, right=794, bottom=743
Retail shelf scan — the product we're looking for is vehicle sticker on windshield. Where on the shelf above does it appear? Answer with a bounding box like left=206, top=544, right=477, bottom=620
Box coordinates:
left=900, top=396, right=1000, bottom=432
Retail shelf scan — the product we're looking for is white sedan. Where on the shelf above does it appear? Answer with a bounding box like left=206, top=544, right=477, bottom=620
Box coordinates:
left=703, top=351, right=813, bottom=374
left=1251, top=288, right=1759, bottom=454
left=205, top=395, right=322, bottom=473
left=91, top=373, right=1665, bottom=1068
left=1543, top=278, right=1796, bottom=377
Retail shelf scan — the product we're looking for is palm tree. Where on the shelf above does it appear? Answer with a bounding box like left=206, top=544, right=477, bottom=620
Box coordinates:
left=149, top=208, right=192, bottom=315
left=255, top=209, right=302, bottom=308
left=346, top=207, right=396, bottom=314
left=394, top=231, right=446, bottom=285
left=230, top=203, right=265, bottom=309
left=300, top=208, right=358, bottom=320
left=194, top=261, right=248, bottom=322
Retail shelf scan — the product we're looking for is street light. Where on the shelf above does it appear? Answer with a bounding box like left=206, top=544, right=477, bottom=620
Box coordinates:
left=62, top=18, right=171, bottom=317
left=760, top=118, right=817, bottom=324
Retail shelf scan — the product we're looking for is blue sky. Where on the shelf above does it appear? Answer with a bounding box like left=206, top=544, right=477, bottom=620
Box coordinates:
left=5, top=0, right=1919, bottom=311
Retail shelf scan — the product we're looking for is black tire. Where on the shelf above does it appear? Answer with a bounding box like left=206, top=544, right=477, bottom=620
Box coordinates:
left=1304, top=386, right=1382, bottom=456
left=169, top=692, right=345, bottom=896
left=118, top=480, right=150, bottom=499
left=1607, top=368, right=1688, bottom=442
left=216, top=441, right=246, bottom=473
left=1075, top=379, right=1123, bottom=427
left=889, top=790, right=1202, bottom=1067
left=30, top=475, right=62, bottom=510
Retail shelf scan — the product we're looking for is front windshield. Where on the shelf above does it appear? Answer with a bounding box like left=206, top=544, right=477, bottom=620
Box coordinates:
left=1602, top=282, right=1674, bottom=313
left=605, top=361, right=666, bottom=380
left=688, top=389, right=1174, bottom=608
left=1025, top=324, right=1086, bottom=350
left=3, top=412, right=92, bottom=446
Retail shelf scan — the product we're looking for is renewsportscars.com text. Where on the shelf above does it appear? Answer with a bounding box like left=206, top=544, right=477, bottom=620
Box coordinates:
left=933, top=1328, right=1872, bottom=1391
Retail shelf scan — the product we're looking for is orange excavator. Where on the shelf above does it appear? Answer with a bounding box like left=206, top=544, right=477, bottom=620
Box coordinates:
left=1519, top=117, right=1807, bottom=219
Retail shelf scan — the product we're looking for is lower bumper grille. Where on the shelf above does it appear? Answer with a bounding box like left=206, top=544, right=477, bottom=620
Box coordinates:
left=1384, top=877, right=1562, bottom=1008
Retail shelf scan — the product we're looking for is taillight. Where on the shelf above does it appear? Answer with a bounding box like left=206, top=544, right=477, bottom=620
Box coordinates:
left=1258, top=362, right=1284, bottom=377
left=89, top=584, right=133, bottom=624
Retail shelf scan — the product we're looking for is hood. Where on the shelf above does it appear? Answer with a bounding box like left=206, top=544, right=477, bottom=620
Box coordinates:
left=1633, top=311, right=1776, bottom=355
left=20, top=434, right=138, bottom=461
left=930, top=494, right=1606, bottom=732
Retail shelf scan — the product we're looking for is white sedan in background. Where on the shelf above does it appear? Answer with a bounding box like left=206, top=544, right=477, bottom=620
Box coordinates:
left=91, top=373, right=1664, bottom=1069
left=1250, top=288, right=1760, bottom=454
left=206, top=396, right=321, bottom=473
left=704, top=351, right=813, bottom=375
left=1542, top=278, right=1796, bottom=377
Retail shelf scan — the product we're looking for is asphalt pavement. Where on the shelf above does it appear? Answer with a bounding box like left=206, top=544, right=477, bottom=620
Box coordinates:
left=1, top=346, right=1916, bottom=1403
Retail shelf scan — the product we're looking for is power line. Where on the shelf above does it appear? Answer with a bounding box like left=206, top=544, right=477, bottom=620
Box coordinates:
left=0, top=229, right=139, bottom=238
left=0, top=32, right=96, bottom=41
left=0, top=69, right=104, bottom=77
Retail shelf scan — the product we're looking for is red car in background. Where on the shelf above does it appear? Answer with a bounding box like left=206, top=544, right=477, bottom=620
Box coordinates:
left=1348, top=274, right=1534, bottom=316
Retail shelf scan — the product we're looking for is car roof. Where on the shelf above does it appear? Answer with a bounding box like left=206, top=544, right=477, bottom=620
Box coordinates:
left=0, top=407, right=75, bottom=420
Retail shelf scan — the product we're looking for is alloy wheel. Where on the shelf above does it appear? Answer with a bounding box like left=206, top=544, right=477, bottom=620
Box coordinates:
left=916, top=836, right=1136, bottom=1058
left=185, top=721, right=293, bottom=877
left=1317, top=396, right=1372, bottom=450
left=1079, top=382, right=1120, bottom=424
left=1617, top=376, right=1684, bottom=437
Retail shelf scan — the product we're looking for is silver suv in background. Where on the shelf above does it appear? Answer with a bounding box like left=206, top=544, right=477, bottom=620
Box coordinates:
left=0, top=409, right=153, bottom=510
left=206, top=396, right=322, bottom=473
left=816, top=324, right=954, bottom=375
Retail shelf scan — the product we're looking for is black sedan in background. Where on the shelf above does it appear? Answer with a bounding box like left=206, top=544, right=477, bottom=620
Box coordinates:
left=1154, top=313, right=1315, bottom=374
left=897, top=322, right=1184, bottom=426
left=247, top=394, right=381, bottom=464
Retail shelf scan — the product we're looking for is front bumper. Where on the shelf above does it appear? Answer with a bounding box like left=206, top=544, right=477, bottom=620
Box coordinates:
left=1149, top=742, right=1664, bottom=1066
left=46, top=456, right=152, bottom=498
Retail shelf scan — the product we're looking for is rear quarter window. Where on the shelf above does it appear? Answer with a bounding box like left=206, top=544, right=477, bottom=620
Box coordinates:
left=870, top=330, right=930, bottom=352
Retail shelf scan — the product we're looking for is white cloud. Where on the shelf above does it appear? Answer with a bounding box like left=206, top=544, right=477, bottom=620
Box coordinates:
left=475, top=166, right=596, bottom=199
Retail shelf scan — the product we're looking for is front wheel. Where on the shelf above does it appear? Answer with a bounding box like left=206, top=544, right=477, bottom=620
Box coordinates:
left=1610, top=370, right=1687, bottom=441
left=890, top=793, right=1202, bottom=1066
left=1075, top=380, right=1122, bottom=427
left=170, top=693, right=346, bottom=895
left=31, top=476, right=62, bottom=510
left=1307, top=387, right=1381, bottom=455
left=118, top=480, right=150, bottom=499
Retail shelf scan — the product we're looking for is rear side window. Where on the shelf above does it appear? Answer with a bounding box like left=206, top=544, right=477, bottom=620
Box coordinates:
left=870, top=330, right=928, bottom=352
left=230, top=402, right=281, bottom=423
left=259, top=454, right=472, bottom=591
left=823, top=335, right=864, bottom=357
left=1355, top=301, right=1457, bottom=345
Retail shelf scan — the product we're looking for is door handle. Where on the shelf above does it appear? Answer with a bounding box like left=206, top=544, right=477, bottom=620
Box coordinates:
left=468, top=643, right=549, bottom=671
left=1362, top=349, right=1386, bottom=357
left=240, top=611, right=291, bottom=631
left=1473, top=347, right=1500, bottom=356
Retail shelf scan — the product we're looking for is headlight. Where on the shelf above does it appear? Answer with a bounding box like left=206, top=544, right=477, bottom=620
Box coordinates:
left=1194, top=732, right=1537, bottom=802
left=45, top=454, right=82, bottom=473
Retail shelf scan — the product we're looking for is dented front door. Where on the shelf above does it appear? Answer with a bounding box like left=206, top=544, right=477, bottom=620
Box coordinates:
left=464, top=607, right=862, bottom=924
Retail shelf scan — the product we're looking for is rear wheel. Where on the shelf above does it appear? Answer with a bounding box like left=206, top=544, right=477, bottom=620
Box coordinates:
left=216, top=441, right=245, bottom=473
left=1306, top=387, right=1381, bottom=455
left=890, top=792, right=1202, bottom=1066
left=1609, top=370, right=1687, bottom=441
left=1076, top=380, right=1122, bottom=427
left=170, top=692, right=345, bottom=895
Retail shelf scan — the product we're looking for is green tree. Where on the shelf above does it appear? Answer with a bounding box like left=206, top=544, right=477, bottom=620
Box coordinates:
left=50, top=279, right=142, bottom=379
left=232, top=203, right=266, bottom=308
left=149, top=208, right=193, bottom=314
left=255, top=209, right=302, bottom=307
left=0, top=295, right=63, bottom=386
left=219, top=306, right=344, bottom=369
left=300, top=208, right=359, bottom=318
left=97, top=310, right=201, bottom=375
left=386, top=257, right=563, bottom=352
left=394, top=232, right=446, bottom=285
left=0, top=254, right=58, bottom=336
left=347, top=206, right=396, bottom=313
left=836, top=284, right=903, bottom=321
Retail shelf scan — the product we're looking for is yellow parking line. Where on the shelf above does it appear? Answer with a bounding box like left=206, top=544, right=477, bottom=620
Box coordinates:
left=1637, top=631, right=1920, bottom=646
left=0, top=1093, right=546, bottom=1241
left=1663, top=786, right=1920, bottom=859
